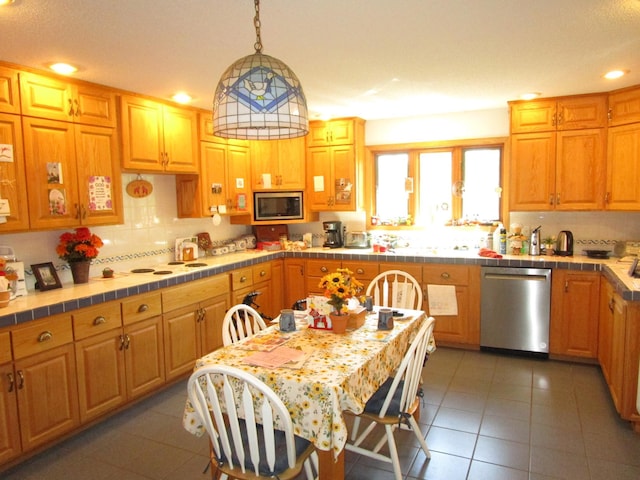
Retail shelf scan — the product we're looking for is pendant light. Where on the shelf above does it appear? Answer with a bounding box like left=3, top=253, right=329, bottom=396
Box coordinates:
left=212, top=0, right=308, bottom=140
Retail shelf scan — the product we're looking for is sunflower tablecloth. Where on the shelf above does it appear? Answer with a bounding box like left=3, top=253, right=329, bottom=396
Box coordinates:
left=182, top=309, right=428, bottom=460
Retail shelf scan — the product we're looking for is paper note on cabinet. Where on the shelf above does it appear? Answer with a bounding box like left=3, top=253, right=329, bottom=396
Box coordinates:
left=427, top=284, right=458, bottom=316
left=313, top=176, right=325, bottom=192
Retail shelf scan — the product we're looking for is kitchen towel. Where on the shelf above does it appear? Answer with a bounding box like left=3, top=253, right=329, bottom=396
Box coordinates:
left=427, top=284, right=458, bottom=316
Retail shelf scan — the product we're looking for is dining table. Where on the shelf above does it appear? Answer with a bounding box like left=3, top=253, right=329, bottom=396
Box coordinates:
left=182, top=307, right=433, bottom=480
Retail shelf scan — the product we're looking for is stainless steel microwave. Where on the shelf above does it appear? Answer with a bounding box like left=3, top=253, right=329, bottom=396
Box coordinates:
left=253, top=191, right=304, bottom=221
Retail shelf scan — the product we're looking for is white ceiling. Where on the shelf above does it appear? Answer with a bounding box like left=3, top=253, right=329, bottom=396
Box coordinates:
left=1, top=0, right=640, bottom=121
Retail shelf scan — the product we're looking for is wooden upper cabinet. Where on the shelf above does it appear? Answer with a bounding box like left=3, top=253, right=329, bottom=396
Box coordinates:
left=250, top=137, right=305, bottom=190
left=608, top=85, right=640, bottom=126
left=0, top=113, right=30, bottom=232
left=0, top=66, right=20, bottom=114
left=509, top=94, right=607, bottom=133
left=119, top=95, right=198, bottom=173
left=606, top=122, right=640, bottom=210
left=306, top=118, right=355, bottom=147
left=19, top=71, right=116, bottom=127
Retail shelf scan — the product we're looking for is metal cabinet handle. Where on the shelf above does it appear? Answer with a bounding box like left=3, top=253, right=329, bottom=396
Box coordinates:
left=124, top=334, right=131, bottom=349
left=607, top=108, right=612, bottom=122
left=7, top=372, right=14, bottom=393
left=609, top=298, right=615, bottom=313
left=38, top=331, right=53, bottom=343
left=137, top=304, right=149, bottom=313
left=564, top=280, right=569, bottom=293
left=605, top=192, right=610, bottom=204
left=74, top=99, right=81, bottom=116
left=440, top=272, right=450, bottom=279
left=320, top=266, right=328, bottom=273
left=68, top=98, right=75, bottom=116
left=119, top=334, right=126, bottom=350
left=93, top=316, right=106, bottom=326
left=240, top=275, right=248, bottom=283
left=17, top=370, right=24, bottom=389
left=556, top=194, right=560, bottom=205
left=259, top=270, right=266, bottom=277
left=549, top=195, right=555, bottom=205
left=356, top=268, right=365, bottom=275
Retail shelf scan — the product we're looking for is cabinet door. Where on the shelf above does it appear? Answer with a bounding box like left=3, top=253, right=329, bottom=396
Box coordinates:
left=75, top=329, right=127, bottom=422
left=332, top=145, right=357, bottom=211
left=509, top=132, right=556, bottom=210
left=307, top=119, right=355, bottom=147
left=609, top=294, right=627, bottom=411
left=226, top=144, right=251, bottom=214
left=509, top=100, right=556, bottom=133
left=250, top=140, right=279, bottom=189
left=606, top=123, right=640, bottom=210
left=74, top=124, right=123, bottom=225
left=163, top=105, right=198, bottom=173
left=550, top=271, right=600, bottom=358
left=199, top=140, right=228, bottom=215
left=0, top=363, right=21, bottom=463
left=0, top=66, right=20, bottom=114
left=284, top=259, right=306, bottom=310
left=15, top=344, right=79, bottom=452
left=0, top=113, right=30, bottom=231
left=19, top=72, right=74, bottom=122
left=307, top=147, right=334, bottom=210
left=120, top=95, right=164, bottom=172
left=74, top=82, right=117, bottom=127
left=276, top=137, right=306, bottom=189
left=555, top=128, right=606, bottom=210
left=124, top=316, right=165, bottom=399
left=428, top=286, right=470, bottom=344
left=163, top=306, right=199, bottom=381
left=270, top=259, right=284, bottom=314
left=608, top=86, right=640, bottom=126
left=22, top=117, right=81, bottom=229
left=200, top=294, right=230, bottom=355
left=557, top=95, right=607, bottom=130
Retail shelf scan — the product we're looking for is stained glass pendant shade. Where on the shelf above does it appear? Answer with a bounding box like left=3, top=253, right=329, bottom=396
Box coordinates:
left=212, top=0, right=308, bottom=140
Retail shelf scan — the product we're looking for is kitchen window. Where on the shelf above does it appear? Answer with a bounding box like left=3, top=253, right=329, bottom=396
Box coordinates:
left=368, top=139, right=504, bottom=227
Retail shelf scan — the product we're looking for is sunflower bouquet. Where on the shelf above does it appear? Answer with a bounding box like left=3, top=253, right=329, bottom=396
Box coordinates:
left=318, top=267, right=364, bottom=314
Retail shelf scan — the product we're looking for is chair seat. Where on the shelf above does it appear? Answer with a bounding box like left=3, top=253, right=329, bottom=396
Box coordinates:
left=219, top=419, right=314, bottom=477
left=364, top=378, right=405, bottom=416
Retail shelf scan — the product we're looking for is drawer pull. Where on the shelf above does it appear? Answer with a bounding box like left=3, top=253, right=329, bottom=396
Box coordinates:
left=137, top=304, right=149, bottom=313
left=259, top=270, right=266, bottom=277
left=240, top=275, right=248, bottom=283
left=38, top=331, right=53, bottom=343
left=7, top=372, right=14, bottom=393
left=17, top=370, right=24, bottom=390
left=320, top=266, right=328, bottom=273
left=440, top=272, right=450, bottom=279
left=356, top=268, right=364, bottom=275
left=93, top=316, right=106, bottom=326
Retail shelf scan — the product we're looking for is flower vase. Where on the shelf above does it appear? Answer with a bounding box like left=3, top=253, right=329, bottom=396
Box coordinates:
left=70, top=260, right=91, bottom=284
left=330, top=312, right=349, bottom=334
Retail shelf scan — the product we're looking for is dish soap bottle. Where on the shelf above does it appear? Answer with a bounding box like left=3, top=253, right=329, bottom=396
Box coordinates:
left=499, top=226, right=507, bottom=254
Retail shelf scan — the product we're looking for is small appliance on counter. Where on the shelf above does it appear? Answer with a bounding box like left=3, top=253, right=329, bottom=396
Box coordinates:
left=344, top=231, right=370, bottom=249
left=253, top=224, right=288, bottom=250
left=323, top=221, right=343, bottom=248
left=556, top=230, right=574, bottom=256
left=529, top=225, right=542, bottom=256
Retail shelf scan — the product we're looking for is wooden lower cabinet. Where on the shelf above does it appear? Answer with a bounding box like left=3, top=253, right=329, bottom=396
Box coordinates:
left=550, top=270, right=600, bottom=358
left=231, top=263, right=276, bottom=320
left=162, top=274, right=230, bottom=380
left=0, top=361, right=22, bottom=464
left=124, top=316, right=165, bottom=398
left=14, top=344, right=79, bottom=452
left=284, top=258, right=306, bottom=309
left=423, top=264, right=480, bottom=345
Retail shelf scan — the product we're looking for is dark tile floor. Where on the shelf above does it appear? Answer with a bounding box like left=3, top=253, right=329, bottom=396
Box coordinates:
left=4, top=347, right=640, bottom=479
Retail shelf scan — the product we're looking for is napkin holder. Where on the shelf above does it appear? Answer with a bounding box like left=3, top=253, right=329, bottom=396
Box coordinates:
left=347, top=306, right=366, bottom=329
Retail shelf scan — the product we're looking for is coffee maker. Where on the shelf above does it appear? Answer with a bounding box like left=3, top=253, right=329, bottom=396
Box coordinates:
left=323, top=221, right=343, bottom=248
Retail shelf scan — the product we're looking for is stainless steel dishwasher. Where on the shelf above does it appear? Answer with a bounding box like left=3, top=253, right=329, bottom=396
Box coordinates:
left=480, top=266, right=551, bottom=356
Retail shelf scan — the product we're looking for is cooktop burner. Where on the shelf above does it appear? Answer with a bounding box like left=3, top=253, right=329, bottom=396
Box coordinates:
left=131, top=268, right=155, bottom=274
left=185, top=262, right=207, bottom=268
left=168, top=261, right=184, bottom=265
left=153, top=270, right=174, bottom=275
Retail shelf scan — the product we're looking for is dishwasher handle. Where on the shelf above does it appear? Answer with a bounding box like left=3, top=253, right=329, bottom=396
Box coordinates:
left=483, top=273, right=549, bottom=282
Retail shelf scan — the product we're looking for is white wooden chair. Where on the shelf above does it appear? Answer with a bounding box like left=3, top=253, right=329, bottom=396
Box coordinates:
left=187, top=365, right=318, bottom=480
left=345, top=316, right=436, bottom=480
left=366, top=270, right=423, bottom=310
left=222, top=304, right=268, bottom=346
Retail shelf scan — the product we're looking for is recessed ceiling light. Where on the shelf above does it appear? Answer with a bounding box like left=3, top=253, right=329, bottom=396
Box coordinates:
left=172, top=92, right=192, bottom=104
left=604, top=70, right=627, bottom=80
left=49, top=63, right=77, bottom=75
left=520, top=92, right=541, bottom=101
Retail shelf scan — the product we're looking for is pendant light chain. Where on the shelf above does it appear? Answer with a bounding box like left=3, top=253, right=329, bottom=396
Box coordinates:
left=253, top=0, right=263, bottom=53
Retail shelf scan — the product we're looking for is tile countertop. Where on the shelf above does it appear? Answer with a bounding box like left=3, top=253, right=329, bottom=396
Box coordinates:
left=0, top=247, right=637, bottom=329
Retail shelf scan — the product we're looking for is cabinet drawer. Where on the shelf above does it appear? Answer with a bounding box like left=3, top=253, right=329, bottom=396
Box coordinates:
left=73, top=302, right=123, bottom=340
left=11, top=314, right=73, bottom=360
left=0, top=330, right=11, bottom=363
left=231, top=267, right=254, bottom=291
left=423, top=265, right=470, bottom=286
left=162, top=274, right=230, bottom=312
left=344, top=261, right=379, bottom=282
left=252, top=263, right=271, bottom=284
left=122, top=291, right=162, bottom=325
left=306, top=259, right=342, bottom=277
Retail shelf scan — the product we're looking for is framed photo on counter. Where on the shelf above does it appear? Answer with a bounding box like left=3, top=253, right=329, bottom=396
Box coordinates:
left=31, top=262, right=62, bottom=291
